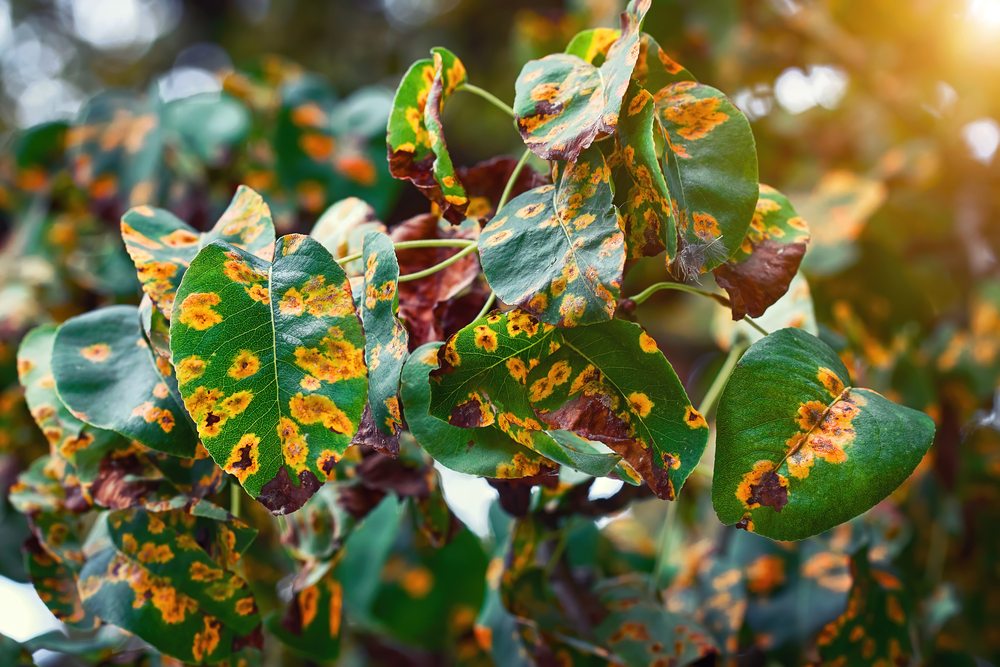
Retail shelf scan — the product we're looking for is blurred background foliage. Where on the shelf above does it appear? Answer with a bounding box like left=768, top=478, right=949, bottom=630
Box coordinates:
left=1, top=0, right=1000, bottom=665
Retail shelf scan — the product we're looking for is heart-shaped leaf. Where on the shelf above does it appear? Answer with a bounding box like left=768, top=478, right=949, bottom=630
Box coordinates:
left=657, top=82, right=758, bottom=278
left=479, top=145, right=625, bottom=327
left=51, top=305, right=199, bottom=457
left=713, top=328, right=935, bottom=540
left=170, top=234, right=367, bottom=514
left=712, top=184, right=810, bottom=320
left=513, top=0, right=651, bottom=162
left=121, top=185, right=275, bottom=317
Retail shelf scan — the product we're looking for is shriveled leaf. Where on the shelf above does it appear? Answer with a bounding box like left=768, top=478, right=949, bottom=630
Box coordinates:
left=528, top=319, right=708, bottom=500
left=513, top=0, right=651, bottom=162
left=713, top=184, right=810, bottom=320
left=713, top=328, right=935, bottom=540
left=170, top=234, right=367, bottom=514
left=351, top=231, right=408, bottom=456
left=387, top=47, right=469, bottom=223
left=657, top=82, right=758, bottom=277
left=458, top=155, right=550, bottom=220
left=401, top=342, right=553, bottom=479
left=79, top=505, right=261, bottom=664
left=479, top=145, right=625, bottom=327
left=121, top=186, right=275, bottom=317
left=52, top=306, right=198, bottom=457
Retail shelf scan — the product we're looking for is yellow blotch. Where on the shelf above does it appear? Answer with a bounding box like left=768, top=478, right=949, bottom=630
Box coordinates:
left=299, top=586, right=319, bottom=629
left=121, top=222, right=163, bottom=249
left=507, top=358, right=528, bottom=383
left=80, top=344, right=111, bottom=362
left=136, top=542, right=173, bottom=564
left=191, top=617, right=221, bottom=662
left=184, top=386, right=224, bottom=421
left=735, top=460, right=778, bottom=509
left=473, top=325, right=498, bottom=352
left=639, top=332, right=658, bottom=353
left=745, top=555, right=785, bottom=594
left=155, top=355, right=172, bottom=378
left=817, top=367, right=845, bottom=398
left=628, top=392, right=653, bottom=417
left=290, top=393, right=352, bottom=434
left=220, top=390, right=253, bottom=416
left=547, top=360, right=571, bottom=386
left=300, top=375, right=321, bottom=391
left=235, top=597, right=256, bottom=616
left=384, top=396, right=402, bottom=432
left=245, top=284, right=269, bottom=304
left=178, top=292, right=222, bottom=331
left=443, top=341, right=461, bottom=367
left=302, top=275, right=354, bottom=318
left=159, top=229, right=199, bottom=247
left=661, top=94, right=728, bottom=140
left=228, top=350, right=261, bottom=380
left=279, top=287, right=305, bottom=316
left=121, top=534, right=138, bottom=554
left=485, top=230, right=512, bottom=247
left=529, top=377, right=553, bottom=402
left=294, top=333, right=366, bottom=383
left=692, top=211, right=721, bottom=241
left=153, top=383, right=169, bottom=399
left=224, top=434, right=260, bottom=483
left=684, top=406, right=708, bottom=429
left=517, top=203, right=546, bottom=218
left=505, top=310, right=539, bottom=337
left=278, top=418, right=309, bottom=469
left=173, top=356, right=204, bottom=384
left=147, top=515, right=166, bottom=534
left=222, top=257, right=266, bottom=285
left=317, top=450, right=342, bottom=480
left=401, top=566, right=434, bottom=599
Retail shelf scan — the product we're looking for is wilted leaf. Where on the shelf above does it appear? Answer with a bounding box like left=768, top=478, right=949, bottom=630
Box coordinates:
left=713, top=328, right=935, bottom=540
left=170, top=234, right=367, bottom=514
left=458, top=155, right=550, bottom=220
left=513, top=0, right=651, bottom=162
left=479, top=145, right=625, bottom=327
left=52, top=305, right=198, bottom=457
left=713, top=185, right=810, bottom=320
left=387, top=47, right=469, bottom=223
left=121, top=185, right=276, bottom=317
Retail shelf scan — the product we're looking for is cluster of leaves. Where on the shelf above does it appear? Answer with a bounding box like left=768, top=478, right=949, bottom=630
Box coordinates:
left=3, top=0, right=997, bottom=665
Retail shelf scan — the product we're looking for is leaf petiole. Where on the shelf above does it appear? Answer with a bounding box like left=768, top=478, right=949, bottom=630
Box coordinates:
left=399, top=242, right=479, bottom=282
left=336, top=238, right=476, bottom=266
left=629, top=281, right=731, bottom=307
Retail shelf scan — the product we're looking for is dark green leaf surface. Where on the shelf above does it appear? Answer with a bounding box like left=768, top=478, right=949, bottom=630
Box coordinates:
left=52, top=305, right=198, bottom=457
left=513, top=0, right=651, bottom=162
left=121, top=185, right=275, bottom=317
left=24, top=534, right=98, bottom=629
left=479, top=145, right=625, bottom=327
left=713, top=328, right=935, bottom=540
left=170, top=234, right=367, bottom=514
left=657, top=81, right=758, bottom=277
left=633, top=33, right=695, bottom=96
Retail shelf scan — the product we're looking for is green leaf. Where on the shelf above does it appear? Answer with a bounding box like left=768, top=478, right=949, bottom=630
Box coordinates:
left=713, top=328, right=935, bottom=540
left=139, top=294, right=172, bottom=361
left=528, top=319, right=708, bottom=499
left=351, top=230, right=408, bottom=456
left=51, top=305, right=199, bottom=457
left=121, top=185, right=276, bottom=317
left=564, top=28, right=620, bottom=64
left=633, top=33, right=696, bottom=96
left=170, top=234, right=367, bottom=514
left=387, top=47, right=469, bottom=223
left=401, top=342, right=553, bottom=479
left=24, top=534, right=99, bottom=629
left=513, top=0, right=651, bottom=162
left=479, top=145, right=625, bottom=327
left=162, top=93, right=250, bottom=166
left=79, top=505, right=261, bottom=664
left=266, top=567, right=343, bottom=662
left=657, top=81, right=758, bottom=277
left=712, top=184, right=810, bottom=320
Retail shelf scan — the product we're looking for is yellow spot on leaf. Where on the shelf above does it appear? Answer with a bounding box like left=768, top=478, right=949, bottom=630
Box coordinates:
left=228, top=351, right=261, bottom=380
left=628, top=392, right=653, bottom=417
left=685, top=406, right=708, bottom=429
left=80, top=344, right=110, bottom=362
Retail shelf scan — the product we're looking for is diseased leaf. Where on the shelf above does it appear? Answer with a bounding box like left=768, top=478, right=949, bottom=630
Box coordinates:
left=401, top=342, right=553, bottom=479
left=266, top=567, right=343, bottom=662
left=24, top=535, right=98, bottom=629
left=457, top=155, right=550, bottom=220
left=528, top=319, right=708, bottom=500
left=121, top=186, right=276, bottom=317
left=309, top=197, right=386, bottom=277
left=51, top=306, right=199, bottom=457
left=657, top=81, right=758, bottom=278
left=633, top=33, right=695, bottom=96
left=713, top=184, right=810, bottom=320
left=79, top=504, right=261, bottom=665
left=564, top=28, right=621, bottom=64
left=479, top=145, right=625, bottom=327
left=513, top=0, right=651, bottom=162
left=713, top=328, right=935, bottom=540
left=713, top=272, right=818, bottom=350
left=387, top=47, right=469, bottom=223
left=139, top=294, right=172, bottom=360
left=170, top=234, right=367, bottom=514
left=351, top=230, right=409, bottom=456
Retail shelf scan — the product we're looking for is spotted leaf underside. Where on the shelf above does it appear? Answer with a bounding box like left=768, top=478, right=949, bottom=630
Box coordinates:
left=351, top=230, right=409, bottom=457
left=712, top=184, right=811, bottom=321
left=429, top=311, right=707, bottom=498
left=51, top=305, right=199, bottom=457
left=513, top=0, right=651, bottom=162
left=78, top=504, right=261, bottom=664
left=479, top=145, right=625, bottom=328
left=170, top=234, right=367, bottom=515
left=387, top=47, right=469, bottom=223
left=713, top=328, right=935, bottom=541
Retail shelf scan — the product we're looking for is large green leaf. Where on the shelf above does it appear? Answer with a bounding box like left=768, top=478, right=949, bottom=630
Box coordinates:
left=170, top=234, right=367, bottom=514
left=51, top=306, right=198, bottom=457
left=121, top=185, right=275, bottom=317
left=513, top=0, right=651, bottom=162
left=351, top=230, right=408, bottom=456
left=479, top=145, right=625, bottom=327
left=79, top=504, right=260, bottom=664
left=656, top=82, right=758, bottom=277
left=387, top=47, right=469, bottom=223
left=713, top=328, right=935, bottom=540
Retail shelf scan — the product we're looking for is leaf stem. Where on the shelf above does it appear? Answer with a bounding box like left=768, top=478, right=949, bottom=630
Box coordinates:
left=474, top=292, right=496, bottom=321
left=497, top=148, right=532, bottom=212
left=698, top=338, right=749, bottom=418
left=399, top=242, right=479, bottom=282
left=230, top=482, right=242, bottom=520
left=336, top=239, right=475, bottom=266
left=744, top=317, right=770, bottom=336
left=629, top=281, right=730, bottom=307
left=462, top=83, right=516, bottom=118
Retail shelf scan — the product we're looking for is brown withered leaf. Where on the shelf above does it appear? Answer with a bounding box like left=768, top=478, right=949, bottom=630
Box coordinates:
left=713, top=239, right=807, bottom=320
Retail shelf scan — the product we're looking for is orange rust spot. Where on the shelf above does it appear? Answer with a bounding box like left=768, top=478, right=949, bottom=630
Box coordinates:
left=178, top=292, right=222, bottom=330
left=628, top=392, right=653, bottom=417
left=278, top=418, right=309, bottom=469
left=746, top=555, right=786, bottom=594
left=153, top=383, right=169, bottom=399
left=786, top=394, right=859, bottom=480
left=817, top=367, right=845, bottom=398
left=159, top=229, right=199, bottom=247
left=506, top=358, right=528, bottom=383
left=684, top=406, right=708, bottom=429
left=80, top=343, right=111, bottom=362
left=300, top=375, right=321, bottom=391
left=228, top=350, right=261, bottom=380
left=290, top=393, right=352, bottom=433
left=294, top=332, right=365, bottom=383
left=189, top=561, right=224, bottom=582
left=192, top=616, right=221, bottom=662
left=220, top=390, right=253, bottom=417
left=473, top=325, right=498, bottom=352
left=639, top=332, right=658, bottom=353
left=300, top=585, right=320, bottom=628
left=280, top=287, right=305, bottom=316
left=245, top=284, right=269, bottom=304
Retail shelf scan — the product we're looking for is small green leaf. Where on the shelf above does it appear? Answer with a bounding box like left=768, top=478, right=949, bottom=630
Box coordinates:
left=713, top=328, right=935, bottom=541
left=479, top=145, right=625, bottom=327
left=513, top=0, right=651, bottom=162
left=51, top=306, right=198, bottom=457
left=170, top=234, right=367, bottom=514
left=121, top=185, right=276, bottom=317
left=657, top=82, right=758, bottom=277
left=564, top=28, right=620, bottom=64
left=139, top=294, right=172, bottom=360
left=712, top=184, right=810, bottom=320
left=351, top=230, right=409, bottom=456
left=387, top=47, right=469, bottom=223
